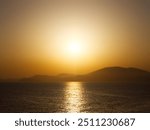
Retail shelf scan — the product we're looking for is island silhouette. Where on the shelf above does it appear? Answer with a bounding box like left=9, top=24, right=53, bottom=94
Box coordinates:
left=15, top=66, right=150, bottom=83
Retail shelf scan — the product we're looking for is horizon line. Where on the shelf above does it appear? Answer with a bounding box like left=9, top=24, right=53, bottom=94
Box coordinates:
left=0, top=66, right=149, bottom=80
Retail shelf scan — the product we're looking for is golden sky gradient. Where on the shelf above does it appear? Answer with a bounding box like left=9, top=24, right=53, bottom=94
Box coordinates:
left=0, top=0, right=150, bottom=78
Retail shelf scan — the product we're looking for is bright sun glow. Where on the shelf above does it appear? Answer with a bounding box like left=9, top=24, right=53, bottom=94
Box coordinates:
left=68, top=40, right=82, bottom=55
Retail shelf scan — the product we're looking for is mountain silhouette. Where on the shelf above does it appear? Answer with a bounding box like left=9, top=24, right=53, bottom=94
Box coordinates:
left=19, top=67, right=150, bottom=82
left=84, top=67, right=150, bottom=82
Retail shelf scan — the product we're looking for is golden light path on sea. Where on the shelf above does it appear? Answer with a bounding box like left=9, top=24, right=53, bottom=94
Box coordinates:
left=64, top=82, right=84, bottom=113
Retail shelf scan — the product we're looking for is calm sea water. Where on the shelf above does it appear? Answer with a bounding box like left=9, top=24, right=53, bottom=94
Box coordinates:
left=0, top=82, right=150, bottom=113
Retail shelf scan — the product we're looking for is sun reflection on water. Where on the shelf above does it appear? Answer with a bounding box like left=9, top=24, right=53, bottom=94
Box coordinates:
left=64, top=82, right=84, bottom=113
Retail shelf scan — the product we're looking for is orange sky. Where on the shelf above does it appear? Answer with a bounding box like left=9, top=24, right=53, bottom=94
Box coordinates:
left=0, top=0, right=150, bottom=79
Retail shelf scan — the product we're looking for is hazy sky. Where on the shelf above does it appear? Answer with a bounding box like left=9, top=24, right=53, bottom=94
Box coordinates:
left=0, top=0, right=150, bottom=78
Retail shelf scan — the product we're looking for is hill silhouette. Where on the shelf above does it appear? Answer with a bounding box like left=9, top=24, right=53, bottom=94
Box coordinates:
left=19, top=67, right=150, bottom=82
left=84, top=67, right=150, bottom=82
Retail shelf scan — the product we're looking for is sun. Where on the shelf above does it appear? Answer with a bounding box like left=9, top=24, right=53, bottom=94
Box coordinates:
left=68, top=40, right=82, bottom=55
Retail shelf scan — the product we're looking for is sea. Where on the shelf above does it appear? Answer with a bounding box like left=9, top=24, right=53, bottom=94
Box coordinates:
left=0, top=82, right=150, bottom=113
